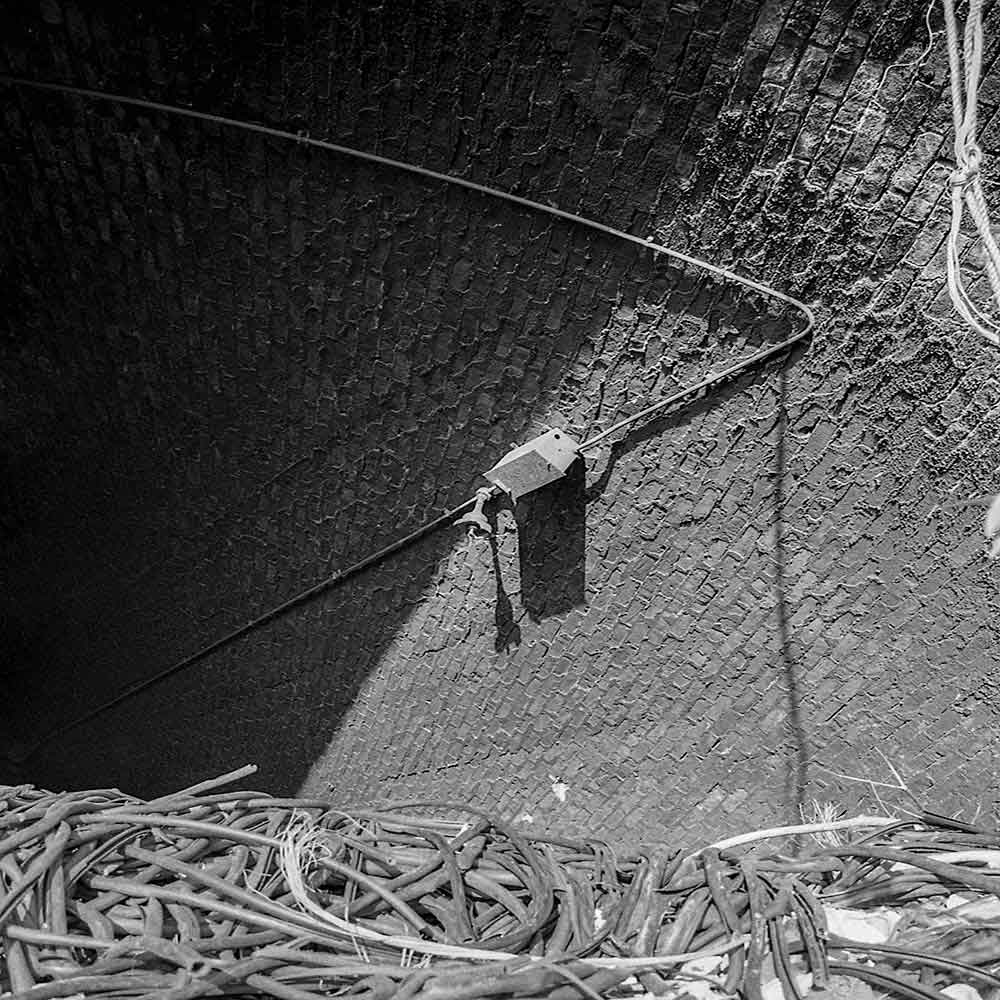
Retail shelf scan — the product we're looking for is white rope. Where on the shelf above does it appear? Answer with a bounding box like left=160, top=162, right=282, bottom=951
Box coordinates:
left=942, top=0, right=1000, bottom=345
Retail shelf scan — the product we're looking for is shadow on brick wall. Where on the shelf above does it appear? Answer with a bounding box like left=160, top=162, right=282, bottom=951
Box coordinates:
left=0, top=228, right=800, bottom=798
left=774, top=368, right=810, bottom=826
left=515, top=458, right=587, bottom=621
left=0, top=0, right=827, bottom=803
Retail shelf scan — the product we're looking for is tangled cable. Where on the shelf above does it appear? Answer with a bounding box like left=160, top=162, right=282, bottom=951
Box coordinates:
left=5, top=765, right=1000, bottom=999
left=942, top=0, right=1000, bottom=345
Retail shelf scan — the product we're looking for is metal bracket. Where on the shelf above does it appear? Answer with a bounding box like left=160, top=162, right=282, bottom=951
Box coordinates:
left=482, top=429, right=580, bottom=501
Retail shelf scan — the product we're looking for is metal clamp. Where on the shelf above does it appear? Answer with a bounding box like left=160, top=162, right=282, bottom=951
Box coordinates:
left=456, top=487, right=494, bottom=536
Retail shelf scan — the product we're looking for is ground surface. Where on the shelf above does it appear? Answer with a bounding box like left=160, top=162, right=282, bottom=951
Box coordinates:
left=2, top=0, right=999, bottom=848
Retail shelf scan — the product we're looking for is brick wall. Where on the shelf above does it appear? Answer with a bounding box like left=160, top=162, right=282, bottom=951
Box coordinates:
left=2, top=0, right=999, bottom=849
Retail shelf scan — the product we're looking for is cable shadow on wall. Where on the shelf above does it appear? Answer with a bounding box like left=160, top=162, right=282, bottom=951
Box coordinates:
left=583, top=335, right=809, bottom=506
left=774, top=368, right=810, bottom=827
left=578, top=340, right=811, bottom=825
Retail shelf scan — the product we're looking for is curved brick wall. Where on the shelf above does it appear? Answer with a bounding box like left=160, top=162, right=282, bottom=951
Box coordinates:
left=2, top=0, right=999, bottom=847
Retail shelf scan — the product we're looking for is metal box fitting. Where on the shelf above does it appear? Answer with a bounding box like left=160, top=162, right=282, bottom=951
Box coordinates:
left=483, top=429, right=580, bottom=501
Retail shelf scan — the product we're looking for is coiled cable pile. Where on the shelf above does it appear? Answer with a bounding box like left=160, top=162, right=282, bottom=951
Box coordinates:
left=2, top=766, right=999, bottom=999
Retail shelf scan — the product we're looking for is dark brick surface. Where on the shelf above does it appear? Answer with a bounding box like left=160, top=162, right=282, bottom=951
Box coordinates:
left=2, top=0, right=999, bottom=850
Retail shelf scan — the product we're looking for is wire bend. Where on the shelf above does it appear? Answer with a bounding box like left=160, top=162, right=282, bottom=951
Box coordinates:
left=0, top=75, right=815, bottom=758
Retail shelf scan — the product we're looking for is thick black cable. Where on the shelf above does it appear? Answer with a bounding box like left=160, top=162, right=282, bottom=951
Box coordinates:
left=0, top=75, right=814, bottom=325
left=12, top=330, right=804, bottom=764
left=0, top=76, right=816, bottom=761
left=10, top=498, right=478, bottom=762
